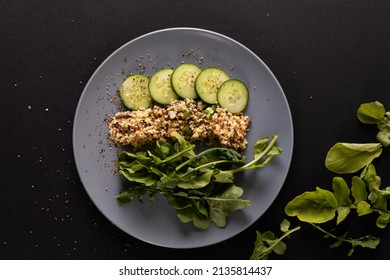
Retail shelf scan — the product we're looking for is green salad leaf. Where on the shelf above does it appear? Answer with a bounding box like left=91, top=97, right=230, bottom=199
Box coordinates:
left=251, top=100, right=390, bottom=259
left=325, top=143, right=382, bottom=174
left=357, top=101, right=386, bottom=124
left=358, top=101, right=390, bottom=147
left=206, top=184, right=251, bottom=228
left=116, top=132, right=281, bottom=229
left=285, top=187, right=338, bottom=223
left=250, top=219, right=300, bottom=260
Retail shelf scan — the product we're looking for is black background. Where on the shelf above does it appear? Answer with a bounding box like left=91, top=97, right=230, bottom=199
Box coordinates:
left=1, top=0, right=390, bottom=260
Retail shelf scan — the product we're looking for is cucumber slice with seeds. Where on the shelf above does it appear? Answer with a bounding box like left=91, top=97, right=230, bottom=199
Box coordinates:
left=119, top=74, right=152, bottom=110
left=171, top=63, right=202, bottom=99
left=217, top=79, right=249, bottom=113
left=149, top=68, right=179, bottom=104
left=195, top=67, right=230, bottom=104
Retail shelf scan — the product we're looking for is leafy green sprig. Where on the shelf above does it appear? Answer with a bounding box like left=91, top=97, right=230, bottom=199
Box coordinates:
left=116, top=132, right=281, bottom=229
left=250, top=219, right=300, bottom=260
left=358, top=101, right=390, bottom=147
left=251, top=101, right=389, bottom=259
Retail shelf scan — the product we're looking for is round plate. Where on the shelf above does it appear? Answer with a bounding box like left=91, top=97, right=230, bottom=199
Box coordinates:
left=73, top=28, right=293, bottom=248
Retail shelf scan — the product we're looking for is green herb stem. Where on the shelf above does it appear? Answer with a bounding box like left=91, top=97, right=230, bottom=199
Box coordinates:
left=310, top=223, right=340, bottom=240
left=233, top=135, right=278, bottom=173
left=266, top=225, right=300, bottom=251
left=149, top=166, right=166, bottom=177
left=157, top=145, right=195, bottom=164
left=310, top=223, right=360, bottom=248
left=178, top=159, right=242, bottom=178
left=250, top=225, right=301, bottom=260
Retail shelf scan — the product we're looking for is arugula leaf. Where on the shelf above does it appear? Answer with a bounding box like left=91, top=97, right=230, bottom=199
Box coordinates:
left=356, top=201, right=372, bottom=216
left=233, top=135, right=281, bottom=172
left=116, top=132, right=281, bottom=229
left=250, top=219, right=300, bottom=260
left=347, top=235, right=380, bottom=256
left=205, top=184, right=250, bottom=228
left=357, top=101, right=385, bottom=124
left=116, top=185, right=151, bottom=205
left=167, top=196, right=211, bottom=229
left=176, top=147, right=245, bottom=172
left=312, top=223, right=380, bottom=256
left=116, top=190, right=139, bottom=205
left=252, top=101, right=390, bottom=259
left=361, top=164, right=381, bottom=191
left=377, top=130, right=390, bottom=147
left=285, top=187, right=338, bottom=223
left=120, top=169, right=158, bottom=187
left=325, top=142, right=382, bottom=174
left=177, top=170, right=214, bottom=189
left=332, top=177, right=352, bottom=224
left=214, top=170, right=235, bottom=183
left=376, top=212, right=390, bottom=228
left=351, top=176, right=368, bottom=204
left=357, top=101, right=390, bottom=147
left=332, top=177, right=352, bottom=207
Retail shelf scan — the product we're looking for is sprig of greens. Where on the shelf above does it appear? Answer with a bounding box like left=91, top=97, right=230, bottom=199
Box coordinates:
left=251, top=101, right=389, bottom=259
left=116, top=132, right=281, bottom=229
left=311, top=223, right=380, bottom=257
left=358, top=101, right=390, bottom=147
left=250, top=219, right=300, bottom=260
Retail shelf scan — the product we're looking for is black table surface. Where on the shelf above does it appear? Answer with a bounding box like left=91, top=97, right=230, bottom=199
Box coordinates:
left=1, top=0, right=390, bottom=260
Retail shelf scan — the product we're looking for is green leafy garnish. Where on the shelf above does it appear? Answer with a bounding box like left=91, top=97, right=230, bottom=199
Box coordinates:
left=116, top=132, right=281, bottom=229
left=312, top=223, right=380, bottom=257
left=325, top=143, right=382, bottom=174
left=251, top=101, right=389, bottom=259
left=250, top=219, right=300, bottom=260
left=285, top=187, right=338, bottom=224
left=357, top=101, right=386, bottom=124
left=358, top=101, right=390, bottom=147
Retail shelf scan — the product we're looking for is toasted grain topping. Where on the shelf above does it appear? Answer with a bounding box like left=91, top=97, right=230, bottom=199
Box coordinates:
left=108, top=99, right=251, bottom=150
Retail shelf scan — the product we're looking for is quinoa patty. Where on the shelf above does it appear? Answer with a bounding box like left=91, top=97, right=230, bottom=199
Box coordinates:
left=108, top=99, right=251, bottom=150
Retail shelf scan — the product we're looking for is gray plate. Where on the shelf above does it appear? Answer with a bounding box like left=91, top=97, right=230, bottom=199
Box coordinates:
left=73, top=28, right=293, bottom=248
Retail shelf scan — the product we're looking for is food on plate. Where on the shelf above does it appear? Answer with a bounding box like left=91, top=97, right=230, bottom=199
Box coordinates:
left=108, top=57, right=277, bottom=230
left=148, top=68, right=179, bottom=104
left=108, top=98, right=251, bottom=150
left=171, top=63, right=202, bottom=99
left=119, top=74, right=153, bottom=110
left=217, top=79, right=249, bottom=114
left=116, top=132, right=281, bottom=229
left=119, top=64, right=249, bottom=113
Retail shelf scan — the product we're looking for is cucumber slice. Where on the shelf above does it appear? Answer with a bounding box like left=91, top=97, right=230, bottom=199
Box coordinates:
left=217, top=79, right=249, bottom=113
left=149, top=68, right=179, bottom=104
left=195, top=67, right=230, bottom=104
left=171, top=63, right=202, bottom=99
left=119, top=74, right=153, bottom=110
